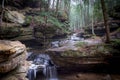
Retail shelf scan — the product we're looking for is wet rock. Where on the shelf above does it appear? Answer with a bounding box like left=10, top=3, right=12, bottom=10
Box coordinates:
left=47, top=40, right=78, bottom=52
left=51, top=41, right=60, bottom=48
left=0, top=40, right=26, bottom=73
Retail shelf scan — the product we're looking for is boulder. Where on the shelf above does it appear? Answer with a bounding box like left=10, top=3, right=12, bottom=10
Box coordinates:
left=0, top=52, right=26, bottom=73
left=0, top=60, right=30, bottom=80
left=0, top=40, right=26, bottom=73
left=5, top=10, right=25, bottom=24
left=0, top=40, right=25, bottom=55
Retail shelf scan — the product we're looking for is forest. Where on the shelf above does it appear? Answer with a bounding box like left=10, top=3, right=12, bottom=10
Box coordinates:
left=0, top=0, right=120, bottom=80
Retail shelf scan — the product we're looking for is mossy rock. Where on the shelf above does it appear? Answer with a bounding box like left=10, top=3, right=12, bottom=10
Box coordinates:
left=34, top=24, right=65, bottom=39
left=61, top=50, right=82, bottom=57
left=0, top=27, right=21, bottom=39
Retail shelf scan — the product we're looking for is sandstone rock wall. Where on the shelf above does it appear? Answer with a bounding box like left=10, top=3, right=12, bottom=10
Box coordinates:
left=0, top=40, right=26, bottom=73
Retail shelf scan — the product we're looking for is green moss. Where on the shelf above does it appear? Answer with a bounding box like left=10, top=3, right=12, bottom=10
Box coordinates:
left=25, top=15, right=45, bottom=25
left=75, top=42, right=87, bottom=47
left=61, top=50, right=82, bottom=57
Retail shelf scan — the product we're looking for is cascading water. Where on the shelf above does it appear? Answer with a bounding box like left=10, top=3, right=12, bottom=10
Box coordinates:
left=44, top=65, right=58, bottom=80
left=27, top=53, right=58, bottom=80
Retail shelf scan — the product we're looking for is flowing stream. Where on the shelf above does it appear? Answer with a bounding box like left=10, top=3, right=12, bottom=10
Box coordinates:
left=26, top=33, right=85, bottom=80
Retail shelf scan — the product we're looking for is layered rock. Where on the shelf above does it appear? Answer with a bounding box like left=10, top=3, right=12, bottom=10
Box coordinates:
left=5, top=10, right=25, bottom=24
left=0, top=22, right=21, bottom=39
left=34, top=24, right=67, bottom=39
left=0, top=40, right=26, bottom=73
left=0, top=60, right=30, bottom=80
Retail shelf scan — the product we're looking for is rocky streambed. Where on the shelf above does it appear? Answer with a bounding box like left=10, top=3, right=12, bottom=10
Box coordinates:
left=0, top=33, right=120, bottom=80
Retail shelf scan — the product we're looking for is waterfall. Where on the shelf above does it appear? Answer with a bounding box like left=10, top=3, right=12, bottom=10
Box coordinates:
left=27, top=69, right=35, bottom=80
left=27, top=53, right=58, bottom=80
left=45, top=66, right=58, bottom=80
left=41, top=54, right=58, bottom=80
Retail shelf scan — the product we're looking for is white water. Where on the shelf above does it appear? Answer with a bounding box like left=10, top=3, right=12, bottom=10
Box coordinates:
left=27, top=54, right=58, bottom=80
left=45, top=66, right=58, bottom=80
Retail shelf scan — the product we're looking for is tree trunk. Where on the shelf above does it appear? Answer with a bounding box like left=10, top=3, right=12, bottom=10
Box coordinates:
left=91, top=15, right=95, bottom=35
left=91, top=4, right=95, bottom=35
left=56, top=0, right=59, bottom=16
left=52, top=0, right=55, bottom=9
left=101, top=0, right=110, bottom=43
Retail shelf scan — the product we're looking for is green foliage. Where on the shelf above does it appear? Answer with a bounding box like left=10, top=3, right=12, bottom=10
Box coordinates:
left=25, top=15, right=45, bottom=25
left=58, top=11, right=68, bottom=19
left=111, top=39, right=120, bottom=48
left=48, top=16, right=62, bottom=27
left=104, top=39, right=120, bottom=56
left=47, top=16, right=69, bottom=33
left=34, top=16, right=44, bottom=23
left=93, top=0, right=103, bottom=21
left=25, top=10, right=69, bottom=34
left=39, top=11, right=50, bottom=16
